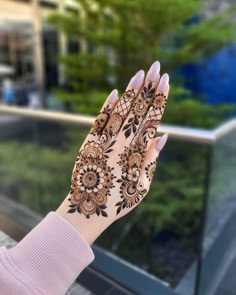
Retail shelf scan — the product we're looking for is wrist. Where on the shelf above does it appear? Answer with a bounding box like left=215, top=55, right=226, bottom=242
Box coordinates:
left=56, top=196, right=111, bottom=245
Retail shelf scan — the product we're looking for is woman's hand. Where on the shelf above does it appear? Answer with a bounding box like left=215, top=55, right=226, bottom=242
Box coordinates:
left=56, top=61, right=170, bottom=244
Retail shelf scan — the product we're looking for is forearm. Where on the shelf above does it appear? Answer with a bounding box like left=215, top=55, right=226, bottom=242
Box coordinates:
left=1, top=212, right=94, bottom=295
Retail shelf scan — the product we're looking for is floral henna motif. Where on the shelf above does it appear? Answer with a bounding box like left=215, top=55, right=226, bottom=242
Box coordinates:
left=107, top=89, right=136, bottom=136
left=145, top=161, right=156, bottom=181
left=68, top=140, right=116, bottom=218
left=116, top=145, right=147, bottom=214
left=90, top=105, right=111, bottom=136
left=116, top=88, right=168, bottom=215
left=135, top=90, right=168, bottom=146
left=122, top=82, right=155, bottom=138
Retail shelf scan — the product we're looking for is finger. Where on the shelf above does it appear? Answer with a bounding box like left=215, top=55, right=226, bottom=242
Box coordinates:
left=105, top=70, right=145, bottom=137
left=121, top=61, right=161, bottom=144
left=135, top=73, right=170, bottom=151
left=85, top=89, right=118, bottom=143
left=140, top=133, right=168, bottom=185
left=115, top=134, right=168, bottom=217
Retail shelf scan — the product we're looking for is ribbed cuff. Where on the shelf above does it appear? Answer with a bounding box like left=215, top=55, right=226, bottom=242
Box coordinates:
left=7, top=212, right=94, bottom=295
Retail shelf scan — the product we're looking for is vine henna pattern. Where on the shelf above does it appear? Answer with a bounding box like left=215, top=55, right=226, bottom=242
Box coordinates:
left=68, top=137, right=116, bottom=218
left=122, top=82, right=155, bottom=138
left=116, top=145, right=147, bottom=214
left=116, top=88, right=167, bottom=215
left=67, top=76, right=168, bottom=217
left=67, top=87, right=137, bottom=218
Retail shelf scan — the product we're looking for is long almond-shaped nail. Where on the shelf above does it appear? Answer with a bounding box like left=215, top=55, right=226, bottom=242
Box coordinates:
left=156, top=133, right=168, bottom=151
left=158, top=73, right=169, bottom=92
left=147, top=61, right=160, bottom=81
left=108, top=89, right=118, bottom=103
left=131, top=70, right=145, bottom=89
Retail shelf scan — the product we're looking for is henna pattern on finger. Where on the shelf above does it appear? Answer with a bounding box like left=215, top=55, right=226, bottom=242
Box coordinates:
left=116, top=144, right=147, bottom=214
left=135, top=90, right=168, bottom=146
left=116, top=89, right=168, bottom=215
left=68, top=136, right=116, bottom=218
left=122, top=82, right=155, bottom=138
left=145, top=161, right=157, bottom=181
left=90, top=105, right=111, bottom=136
left=107, top=89, right=136, bottom=136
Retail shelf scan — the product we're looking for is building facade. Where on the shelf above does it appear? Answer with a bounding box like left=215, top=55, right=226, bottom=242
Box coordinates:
left=0, top=0, right=81, bottom=103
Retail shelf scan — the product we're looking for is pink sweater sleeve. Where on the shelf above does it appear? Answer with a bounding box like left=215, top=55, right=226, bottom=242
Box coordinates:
left=0, top=212, right=94, bottom=295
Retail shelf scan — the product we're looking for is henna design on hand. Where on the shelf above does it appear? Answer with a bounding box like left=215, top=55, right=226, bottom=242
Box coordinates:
left=67, top=69, right=169, bottom=219
left=107, top=89, right=136, bottom=136
left=90, top=105, right=111, bottom=136
left=115, top=145, right=147, bottom=214
left=145, top=161, right=156, bottom=181
left=68, top=136, right=116, bottom=218
left=116, top=89, right=167, bottom=215
left=122, top=82, right=155, bottom=138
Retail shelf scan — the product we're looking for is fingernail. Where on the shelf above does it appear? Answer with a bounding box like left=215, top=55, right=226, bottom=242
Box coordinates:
left=147, top=61, right=160, bottom=81
left=131, top=70, right=145, bottom=89
left=156, top=133, right=168, bottom=151
left=158, top=73, right=169, bottom=91
left=108, top=89, right=118, bottom=103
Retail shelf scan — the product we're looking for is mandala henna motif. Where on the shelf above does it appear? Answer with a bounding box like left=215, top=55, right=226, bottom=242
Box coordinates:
left=68, top=140, right=116, bottom=218
left=145, top=161, right=156, bottom=181
left=116, top=145, right=147, bottom=214
left=123, top=82, right=155, bottom=138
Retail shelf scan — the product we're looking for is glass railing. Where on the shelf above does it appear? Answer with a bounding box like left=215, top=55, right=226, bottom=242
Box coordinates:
left=0, top=106, right=235, bottom=295
left=197, top=124, right=236, bottom=295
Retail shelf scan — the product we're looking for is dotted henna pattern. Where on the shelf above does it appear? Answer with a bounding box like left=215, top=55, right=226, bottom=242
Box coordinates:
left=68, top=139, right=116, bottom=218
left=145, top=161, right=156, bottom=181
left=115, top=145, right=147, bottom=214
left=116, top=87, right=168, bottom=215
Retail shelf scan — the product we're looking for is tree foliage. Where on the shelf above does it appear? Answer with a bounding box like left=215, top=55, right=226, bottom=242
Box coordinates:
left=48, top=0, right=236, bottom=125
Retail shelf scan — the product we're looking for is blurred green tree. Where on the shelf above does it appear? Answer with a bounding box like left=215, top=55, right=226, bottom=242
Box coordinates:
left=48, top=0, right=235, bottom=126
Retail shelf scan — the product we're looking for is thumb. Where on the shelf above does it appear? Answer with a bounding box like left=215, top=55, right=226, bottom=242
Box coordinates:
left=140, top=133, right=168, bottom=183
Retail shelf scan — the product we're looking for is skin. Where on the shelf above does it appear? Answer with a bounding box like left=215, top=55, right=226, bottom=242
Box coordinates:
left=56, top=61, right=170, bottom=245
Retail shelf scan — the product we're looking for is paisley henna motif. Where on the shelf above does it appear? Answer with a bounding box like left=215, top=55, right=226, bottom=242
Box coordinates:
left=68, top=139, right=116, bottom=218
left=116, top=145, right=147, bottom=214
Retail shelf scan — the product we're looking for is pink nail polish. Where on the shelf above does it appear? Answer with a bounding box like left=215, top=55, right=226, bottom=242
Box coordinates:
left=131, top=70, right=145, bottom=89
left=108, top=89, right=118, bottom=103
left=147, top=61, right=160, bottom=81
left=156, top=133, right=168, bottom=151
left=158, top=73, right=169, bottom=91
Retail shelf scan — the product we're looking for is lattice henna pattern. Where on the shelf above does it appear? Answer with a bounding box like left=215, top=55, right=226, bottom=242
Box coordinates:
left=106, top=89, right=136, bottom=136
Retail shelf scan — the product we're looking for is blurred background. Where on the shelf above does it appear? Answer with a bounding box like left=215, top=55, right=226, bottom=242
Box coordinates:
left=0, top=1, right=236, bottom=295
